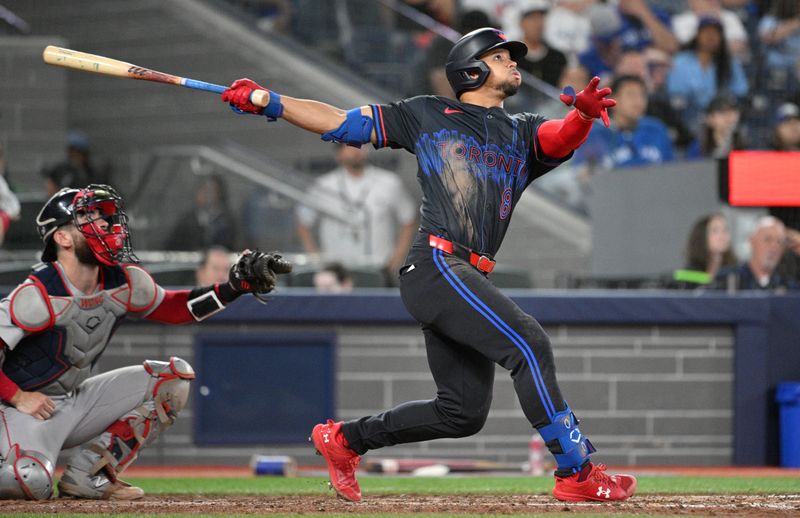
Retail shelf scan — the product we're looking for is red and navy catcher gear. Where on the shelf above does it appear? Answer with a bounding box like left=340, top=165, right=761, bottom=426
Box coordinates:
left=445, top=28, right=527, bottom=98
left=36, top=184, right=138, bottom=265
left=36, top=187, right=80, bottom=263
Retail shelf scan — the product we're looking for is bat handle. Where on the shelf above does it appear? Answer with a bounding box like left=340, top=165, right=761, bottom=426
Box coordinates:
left=250, top=89, right=270, bottom=108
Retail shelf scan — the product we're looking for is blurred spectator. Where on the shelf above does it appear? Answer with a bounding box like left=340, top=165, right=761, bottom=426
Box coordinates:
left=0, top=142, right=21, bottom=247
left=237, top=0, right=292, bottom=32
left=412, top=9, right=492, bottom=97
left=575, top=75, right=674, bottom=168
left=398, top=0, right=456, bottom=29
left=685, top=212, right=737, bottom=279
left=770, top=208, right=800, bottom=285
left=578, top=1, right=675, bottom=79
left=617, top=0, right=679, bottom=53
left=580, top=1, right=677, bottom=79
left=240, top=188, right=298, bottom=253
left=770, top=102, right=800, bottom=151
left=687, top=94, right=746, bottom=158
left=313, top=262, right=354, bottom=293
left=41, top=131, right=107, bottom=196
left=168, top=174, right=236, bottom=251
left=195, top=246, right=233, bottom=286
left=544, top=0, right=594, bottom=55
left=666, top=17, right=748, bottom=132
left=515, top=0, right=567, bottom=87
left=646, top=0, right=689, bottom=16
left=579, top=3, right=625, bottom=79
left=758, top=0, right=800, bottom=92
left=614, top=48, right=693, bottom=149
left=711, top=216, right=797, bottom=290
left=296, top=144, right=416, bottom=276
left=558, top=62, right=591, bottom=93
left=463, top=0, right=515, bottom=26
left=672, top=0, right=749, bottom=56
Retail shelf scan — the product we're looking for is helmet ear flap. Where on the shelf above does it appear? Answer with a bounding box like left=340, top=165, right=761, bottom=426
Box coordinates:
left=446, top=60, right=491, bottom=98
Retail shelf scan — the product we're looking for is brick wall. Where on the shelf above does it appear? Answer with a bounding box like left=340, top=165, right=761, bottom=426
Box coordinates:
left=95, top=321, right=732, bottom=468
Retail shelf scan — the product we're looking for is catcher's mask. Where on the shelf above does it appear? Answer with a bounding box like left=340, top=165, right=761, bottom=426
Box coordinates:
left=445, top=27, right=527, bottom=98
left=36, top=184, right=138, bottom=265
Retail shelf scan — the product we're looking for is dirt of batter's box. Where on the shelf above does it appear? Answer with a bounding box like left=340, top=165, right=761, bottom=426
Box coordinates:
left=3, top=494, right=800, bottom=515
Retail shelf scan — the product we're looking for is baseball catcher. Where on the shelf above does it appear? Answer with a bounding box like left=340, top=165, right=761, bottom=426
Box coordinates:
left=0, top=184, right=290, bottom=500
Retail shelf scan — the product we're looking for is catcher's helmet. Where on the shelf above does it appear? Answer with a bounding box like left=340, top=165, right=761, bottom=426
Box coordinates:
left=36, top=187, right=80, bottom=263
left=445, top=28, right=527, bottom=98
left=36, top=184, right=138, bottom=265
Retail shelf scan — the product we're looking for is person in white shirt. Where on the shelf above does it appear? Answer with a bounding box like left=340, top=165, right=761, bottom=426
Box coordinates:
left=672, top=0, right=748, bottom=56
left=296, top=144, right=417, bottom=279
left=0, top=143, right=20, bottom=247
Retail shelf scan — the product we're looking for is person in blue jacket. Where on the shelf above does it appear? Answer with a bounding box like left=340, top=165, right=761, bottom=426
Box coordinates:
left=575, top=75, right=674, bottom=170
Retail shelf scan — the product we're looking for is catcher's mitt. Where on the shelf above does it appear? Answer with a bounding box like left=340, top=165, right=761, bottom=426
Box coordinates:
left=228, top=250, right=293, bottom=299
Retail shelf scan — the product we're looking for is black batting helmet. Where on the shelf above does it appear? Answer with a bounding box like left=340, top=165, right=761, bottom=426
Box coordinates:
left=36, top=187, right=80, bottom=262
left=445, top=28, right=527, bottom=98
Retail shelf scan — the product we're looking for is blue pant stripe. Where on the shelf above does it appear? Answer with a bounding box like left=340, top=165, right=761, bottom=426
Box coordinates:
left=432, top=249, right=556, bottom=418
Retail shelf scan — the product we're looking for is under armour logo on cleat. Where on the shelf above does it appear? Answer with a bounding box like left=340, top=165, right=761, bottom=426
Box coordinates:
left=444, top=107, right=464, bottom=115
left=596, top=486, right=611, bottom=498
left=323, top=432, right=330, bottom=443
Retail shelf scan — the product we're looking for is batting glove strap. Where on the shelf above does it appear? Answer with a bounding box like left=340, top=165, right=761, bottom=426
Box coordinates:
left=264, top=91, right=284, bottom=122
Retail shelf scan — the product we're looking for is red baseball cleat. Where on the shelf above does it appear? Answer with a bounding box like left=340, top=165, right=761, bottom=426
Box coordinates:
left=552, top=463, right=637, bottom=502
left=310, top=419, right=362, bottom=502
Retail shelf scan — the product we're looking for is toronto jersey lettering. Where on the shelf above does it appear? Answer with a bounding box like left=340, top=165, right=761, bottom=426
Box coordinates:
left=371, top=96, right=570, bottom=256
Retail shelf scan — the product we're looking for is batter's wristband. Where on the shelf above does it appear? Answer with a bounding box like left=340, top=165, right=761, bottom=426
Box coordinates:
left=264, top=91, right=284, bottom=121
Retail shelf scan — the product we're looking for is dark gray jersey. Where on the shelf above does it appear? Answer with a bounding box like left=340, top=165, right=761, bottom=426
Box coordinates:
left=370, top=96, right=570, bottom=256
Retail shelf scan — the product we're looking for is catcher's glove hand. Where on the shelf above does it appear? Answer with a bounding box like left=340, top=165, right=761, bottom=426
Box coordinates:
left=228, top=250, right=293, bottom=299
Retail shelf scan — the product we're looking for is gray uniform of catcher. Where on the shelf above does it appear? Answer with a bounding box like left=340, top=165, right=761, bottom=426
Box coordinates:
left=0, top=260, right=194, bottom=499
left=0, top=183, right=290, bottom=500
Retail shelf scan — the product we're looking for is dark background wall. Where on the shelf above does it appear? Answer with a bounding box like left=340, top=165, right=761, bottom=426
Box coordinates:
left=82, top=291, right=799, bottom=468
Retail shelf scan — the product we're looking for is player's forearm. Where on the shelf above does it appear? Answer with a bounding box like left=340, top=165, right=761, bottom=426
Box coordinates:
left=147, top=284, right=243, bottom=324
left=763, top=19, right=800, bottom=45
left=537, top=110, right=594, bottom=158
left=638, top=11, right=678, bottom=54
left=281, top=96, right=348, bottom=135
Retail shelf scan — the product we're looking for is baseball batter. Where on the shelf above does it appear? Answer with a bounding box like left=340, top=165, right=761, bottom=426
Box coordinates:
left=0, top=184, right=291, bottom=500
left=223, top=28, right=635, bottom=503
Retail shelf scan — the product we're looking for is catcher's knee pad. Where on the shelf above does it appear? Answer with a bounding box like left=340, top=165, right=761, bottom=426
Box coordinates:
left=0, top=445, right=54, bottom=500
left=537, top=407, right=596, bottom=474
left=143, top=356, right=195, bottom=420
left=88, top=357, right=195, bottom=478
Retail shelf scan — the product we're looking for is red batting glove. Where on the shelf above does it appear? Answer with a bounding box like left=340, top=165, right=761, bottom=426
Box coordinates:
left=222, top=78, right=267, bottom=115
left=559, top=76, right=616, bottom=128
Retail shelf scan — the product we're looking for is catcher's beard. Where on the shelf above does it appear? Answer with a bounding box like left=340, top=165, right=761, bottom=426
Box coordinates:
left=74, top=235, right=102, bottom=266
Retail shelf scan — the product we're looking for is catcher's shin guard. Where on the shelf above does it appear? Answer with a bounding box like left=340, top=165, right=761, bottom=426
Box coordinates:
left=0, top=445, right=54, bottom=500
left=61, top=357, right=194, bottom=498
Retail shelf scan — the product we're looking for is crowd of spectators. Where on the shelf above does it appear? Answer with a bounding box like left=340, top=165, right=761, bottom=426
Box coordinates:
left=442, top=0, right=799, bottom=156
left=3, top=1, right=799, bottom=291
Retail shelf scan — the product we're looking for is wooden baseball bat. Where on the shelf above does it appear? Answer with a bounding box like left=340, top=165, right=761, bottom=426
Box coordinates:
left=42, top=45, right=269, bottom=107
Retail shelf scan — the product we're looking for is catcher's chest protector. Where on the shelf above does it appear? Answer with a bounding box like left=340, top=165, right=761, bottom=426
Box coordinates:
left=4, top=262, right=158, bottom=395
